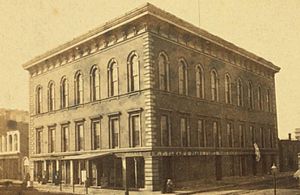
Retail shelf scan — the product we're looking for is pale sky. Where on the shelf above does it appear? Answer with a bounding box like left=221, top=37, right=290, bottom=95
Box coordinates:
left=0, top=0, right=299, bottom=139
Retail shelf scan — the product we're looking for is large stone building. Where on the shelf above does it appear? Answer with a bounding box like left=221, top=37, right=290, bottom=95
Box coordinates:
left=0, top=109, right=29, bottom=180
left=23, top=3, right=280, bottom=191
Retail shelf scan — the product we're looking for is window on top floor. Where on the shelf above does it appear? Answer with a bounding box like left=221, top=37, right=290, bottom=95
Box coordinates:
left=61, top=77, right=69, bottom=108
left=196, top=65, right=204, bottom=99
left=211, top=70, right=218, bottom=101
left=237, top=79, right=243, bottom=107
left=75, top=72, right=83, bottom=105
left=48, top=81, right=55, bottom=112
left=36, top=86, right=43, bottom=114
left=91, top=66, right=100, bottom=101
left=225, top=74, right=232, bottom=104
left=258, top=86, right=263, bottom=111
left=108, top=59, right=119, bottom=97
left=178, top=59, right=188, bottom=95
left=13, top=134, right=18, bottom=151
left=266, top=89, right=271, bottom=112
left=158, top=52, right=169, bottom=91
left=128, top=52, right=140, bottom=92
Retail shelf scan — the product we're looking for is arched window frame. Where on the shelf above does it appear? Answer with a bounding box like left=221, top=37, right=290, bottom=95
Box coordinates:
left=36, top=85, right=43, bottom=114
left=266, top=88, right=272, bottom=112
left=248, top=81, right=254, bottom=109
left=108, top=59, right=119, bottom=97
left=74, top=71, right=84, bottom=105
left=195, top=64, right=204, bottom=99
left=158, top=51, right=170, bottom=91
left=237, top=78, right=243, bottom=106
left=127, top=51, right=140, bottom=92
left=225, top=73, right=232, bottom=104
left=210, top=69, right=219, bottom=101
left=48, top=81, right=55, bottom=112
left=178, top=58, right=188, bottom=95
left=90, top=65, right=100, bottom=101
left=60, top=77, right=69, bottom=108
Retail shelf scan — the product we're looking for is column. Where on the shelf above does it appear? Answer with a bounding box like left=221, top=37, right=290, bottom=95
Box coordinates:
left=144, top=156, right=160, bottom=191
left=70, top=160, right=74, bottom=185
left=122, top=157, right=128, bottom=195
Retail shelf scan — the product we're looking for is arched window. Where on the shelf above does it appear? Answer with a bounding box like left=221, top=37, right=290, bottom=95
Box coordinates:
left=211, top=70, right=218, bottom=101
left=8, top=135, right=12, bottom=151
left=36, top=86, right=42, bottom=114
left=258, top=85, right=263, bottom=110
left=266, top=89, right=271, bottom=112
left=48, top=82, right=55, bottom=111
left=225, top=74, right=231, bottom=104
left=196, top=65, right=204, bottom=98
left=91, top=66, right=100, bottom=101
left=248, top=81, right=254, bottom=109
left=178, top=59, right=188, bottom=95
left=158, top=52, right=169, bottom=91
left=75, top=72, right=83, bottom=105
left=128, top=52, right=140, bottom=92
left=61, top=77, right=68, bottom=108
left=108, top=59, right=118, bottom=97
left=237, top=79, right=243, bottom=106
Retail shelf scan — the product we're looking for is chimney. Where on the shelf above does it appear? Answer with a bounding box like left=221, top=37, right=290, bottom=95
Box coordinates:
left=288, top=133, right=291, bottom=140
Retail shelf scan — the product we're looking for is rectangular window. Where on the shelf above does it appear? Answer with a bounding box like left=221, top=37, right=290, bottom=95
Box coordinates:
left=130, top=114, right=141, bottom=147
left=260, top=127, right=265, bottom=148
left=161, top=115, right=170, bottom=146
left=270, top=128, right=273, bottom=148
left=48, top=127, right=55, bottom=153
left=227, top=123, right=233, bottom=147
left=61, top=125, right=69, bottom=152
left=239, top=124, right=245, bottom=147
left=249, top=125, right=255, bottom=146
left=110, top=117, right=119, bottom=148
left=76, top=123, right=84, bottom=151
left=213, top=121, right=221, bottom=147
left=180, top=117, right=189, bottom=147
left=91, top=120, right=101, bottom=150
left=36, top=128, right=43, bottom=154
left=198, top=119, right=205, bottom=147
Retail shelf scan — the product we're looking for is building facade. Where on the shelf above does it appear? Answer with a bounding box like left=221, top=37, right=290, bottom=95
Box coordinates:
left=0, top=109, right=29, bottom=180
left=23, top=3, right=280, bottom=191
left=279, top=134, right=300, bottom=172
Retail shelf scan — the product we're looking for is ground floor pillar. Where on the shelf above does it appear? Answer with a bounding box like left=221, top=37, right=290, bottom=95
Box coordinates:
left=144, top=156, right=160, bottom=191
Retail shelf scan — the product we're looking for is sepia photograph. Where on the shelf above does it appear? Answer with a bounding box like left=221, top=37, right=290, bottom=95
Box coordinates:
left=0, top=0, right=299, bottom=194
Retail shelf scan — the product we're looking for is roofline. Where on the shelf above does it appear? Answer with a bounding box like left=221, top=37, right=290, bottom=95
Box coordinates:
left=22, top=2, right=280, bottom=72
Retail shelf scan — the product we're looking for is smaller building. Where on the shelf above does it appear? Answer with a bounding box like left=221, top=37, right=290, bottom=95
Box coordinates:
left=0, top=109, right=29, bottom=180
left=279, top=133, right=300, bottom=172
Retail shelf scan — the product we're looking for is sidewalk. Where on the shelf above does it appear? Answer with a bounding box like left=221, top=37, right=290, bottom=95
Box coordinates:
left=32, top=172, right=294, bottom=195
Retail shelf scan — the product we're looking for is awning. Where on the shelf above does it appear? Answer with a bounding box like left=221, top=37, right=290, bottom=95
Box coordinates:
left=63, top=152, right=112, bottom=160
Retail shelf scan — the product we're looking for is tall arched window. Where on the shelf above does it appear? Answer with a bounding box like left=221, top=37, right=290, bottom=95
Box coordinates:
left=128, top=52, right=140, bottom=92
left=178, top=59, right=188, bottom=95
left=8, top=135, right=12, bottom=151
left=237, top=79, right=243, bottom=106
left=248, top=81, right=254, bottom=109
left=75, top=72, right=83, bottom=105
left=91, top=66, right=100, bottom=101
left=158, top=52, right=169, bottom=91
left=48, top=81, right=55, bottom=111
left=258, top=85, right=263, bottom=110
left=61, top=77, right=68, bottom=108
left=13, top=134, right=18, bottom=151
left=36, top=86, right=43, bottom=114
left=211, top=70, right=218, bottom=101
left=225, top=74, right=232, bottom=104
left=196, top=65, right=204, bottom=98
left=108, top=59, right=118, bottom=97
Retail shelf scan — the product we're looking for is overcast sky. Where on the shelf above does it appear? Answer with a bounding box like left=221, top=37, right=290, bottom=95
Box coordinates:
left=0, top=0, right=299, bottom=139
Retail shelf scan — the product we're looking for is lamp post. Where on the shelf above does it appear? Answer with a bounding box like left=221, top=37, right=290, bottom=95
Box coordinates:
left=271, top=163, right=277, bottom=195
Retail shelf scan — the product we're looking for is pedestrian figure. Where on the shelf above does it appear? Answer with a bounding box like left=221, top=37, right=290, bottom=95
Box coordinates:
left=166, top=179, right=174, bottom=193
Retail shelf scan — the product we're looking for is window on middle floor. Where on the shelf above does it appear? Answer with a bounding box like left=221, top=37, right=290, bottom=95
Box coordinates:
left=109, top=116, right=119, bottom=149
left=227, top=123, right=234, bottom=147
left=237, top=79, right=243, bottom=106
left=196, top=65, right=204, bottom=99
left=161, top=114, right=170, bottom=147
left=108, top=59, right=119, bottom=97
left=36, top=128, right=43, bottom=154
left=61, top=125, right=69, bottom=152
left=225, top=74, right=232, bottom=104
left=197, top=119, right=205, bottom=147
left=48, top=82, right=55, bottom=111
left=91, top=119, right=101, bottom=150
left=178, top=59, right=188, bottom=95
left=48, top=126, right=55, bottom=153
left=211, top=70, right=218, bottom=101
left=129, top=113, right=141, bottom=147
left=91, top=66, right=100, bottom=101
left=180, top=117, right=189, bottom=147
left=158, top=52, right=169, bottom=91
left=61, top=77, right=69, bottom=108
left=75, top=122, right=84, bottom=151
left=36, top=86, right=43, bottom=114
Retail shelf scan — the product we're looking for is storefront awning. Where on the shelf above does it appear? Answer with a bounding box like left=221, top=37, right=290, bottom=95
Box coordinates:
left=63, top=152, right=112, bottom=160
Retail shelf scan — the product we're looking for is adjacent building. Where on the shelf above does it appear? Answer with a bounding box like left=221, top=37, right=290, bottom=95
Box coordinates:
left=23, top=3, right=280, bottom=191
left=0, top=109, right=29, bottom=180
left=295, top=128, right=300, bottom=140
left=279, top=133, right=300, bottom=172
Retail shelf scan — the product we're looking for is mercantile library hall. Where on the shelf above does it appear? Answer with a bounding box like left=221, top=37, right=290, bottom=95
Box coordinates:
left=23, top=3, right=280, bottom=191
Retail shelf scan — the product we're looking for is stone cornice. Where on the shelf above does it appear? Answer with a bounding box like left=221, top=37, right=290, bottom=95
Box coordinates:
left=23, top=3, right=280, bottom=76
